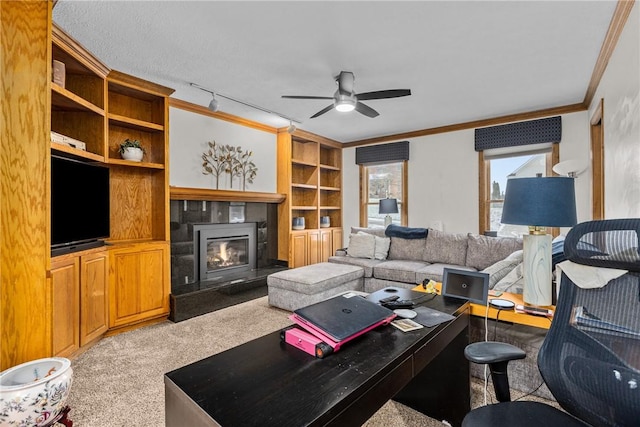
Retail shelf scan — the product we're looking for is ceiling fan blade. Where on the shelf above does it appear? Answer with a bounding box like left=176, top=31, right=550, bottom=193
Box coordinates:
left=337, top=71, right=355, bottom=95
left=355, top=102, right=379, bottom=118
left=282, top=95, right=334, bottom=100
left=310, top=104, right=335, bottom=119
left=356, top=89, right=411, bottom=101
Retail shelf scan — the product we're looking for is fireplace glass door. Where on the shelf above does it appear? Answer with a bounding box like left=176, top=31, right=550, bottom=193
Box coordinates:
left=206, top=237, right=249, bottom=272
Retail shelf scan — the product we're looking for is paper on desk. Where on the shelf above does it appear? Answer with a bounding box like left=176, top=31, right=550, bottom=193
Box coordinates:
left=412, top=306, right=455, bottom=328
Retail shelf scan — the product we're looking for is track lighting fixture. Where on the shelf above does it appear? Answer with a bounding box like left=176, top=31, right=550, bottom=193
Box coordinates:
left=189, top=83, right=301, bottom=129
left=208, top=94, right=219, bottom=112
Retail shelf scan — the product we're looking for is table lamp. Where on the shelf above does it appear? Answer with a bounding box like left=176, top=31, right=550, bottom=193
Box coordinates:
left=379, top=198, right=399, bottom=227
left=501, top=176, right=577, bottom=306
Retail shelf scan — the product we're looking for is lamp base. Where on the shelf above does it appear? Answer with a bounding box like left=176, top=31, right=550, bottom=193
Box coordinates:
left=384, top=215, right=392, bottom=227
left=523, top=234, right=552, bottom=306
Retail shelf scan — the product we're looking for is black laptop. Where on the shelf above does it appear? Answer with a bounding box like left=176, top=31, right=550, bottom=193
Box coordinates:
left=293, top=294, right=395, bottom=342
left=441, top=268, right=490, bottom=305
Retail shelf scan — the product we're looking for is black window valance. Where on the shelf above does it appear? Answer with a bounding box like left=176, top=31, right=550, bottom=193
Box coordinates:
left=356, top=141, right=410, bottom=165
left=474, top=116, right=561, bottom=152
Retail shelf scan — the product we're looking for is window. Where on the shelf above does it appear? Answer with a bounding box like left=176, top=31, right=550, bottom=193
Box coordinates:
left=360, top=161, right=407, bottom=228
left=479, top=144, right=558, bottom=237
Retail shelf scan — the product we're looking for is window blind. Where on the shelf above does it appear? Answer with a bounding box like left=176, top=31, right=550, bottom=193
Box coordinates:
left=474, top=116, right=561, bottom=152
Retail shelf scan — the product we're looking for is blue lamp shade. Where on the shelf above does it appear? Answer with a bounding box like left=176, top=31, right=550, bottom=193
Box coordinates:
left=379, top=198, right=399, bottom=214
left=501, top=177, right=577, bottom=227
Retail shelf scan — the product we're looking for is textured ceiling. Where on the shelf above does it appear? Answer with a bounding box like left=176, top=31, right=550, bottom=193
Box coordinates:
left=52, top=1, right=617, bottom=143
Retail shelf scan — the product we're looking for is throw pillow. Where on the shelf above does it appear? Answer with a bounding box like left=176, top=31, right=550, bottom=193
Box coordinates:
left=423, top=229, right=468, bottom=265
left=465, top=234, right=523, bottom=271
left=350, top=226, right=387, bottom=238
left=482, top=250, right=523, bottom=289
left=493, top=262, right=524, bottom=294
left=347, top=232, right=376, bottom=259
left=387, top=236, right=426, bottom=261
left=373, top=235, right=391, bottom=260
left=357, top=232, right=391, bottom=260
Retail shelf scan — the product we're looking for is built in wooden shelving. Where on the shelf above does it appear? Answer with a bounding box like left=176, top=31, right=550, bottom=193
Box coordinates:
left=169, top=186, right=285, bottom=203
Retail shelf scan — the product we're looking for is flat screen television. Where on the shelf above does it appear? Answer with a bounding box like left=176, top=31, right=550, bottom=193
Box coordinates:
left=51, top=155, right=110, bottom=256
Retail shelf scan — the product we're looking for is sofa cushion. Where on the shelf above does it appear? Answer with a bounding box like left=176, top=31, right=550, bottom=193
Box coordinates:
left=416, top=263, right=477, bottom=284
left=347, top=232, right=376, bottom=259
left=465, top=234, right=523, bottom=270
left=373, top=260, right=429, bottom=283
left=482, top=250, right=523, bottom=288
left=387, top=237, right=426, bottom=261
left=423, top=229, right=469, bottom=265
left=328, top=256, right=383, bottom=278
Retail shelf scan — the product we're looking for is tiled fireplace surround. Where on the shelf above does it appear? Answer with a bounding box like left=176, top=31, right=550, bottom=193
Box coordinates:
left=169, top=200, right=286, bottom=321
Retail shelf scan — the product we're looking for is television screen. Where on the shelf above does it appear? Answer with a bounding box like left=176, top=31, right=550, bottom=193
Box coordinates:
left=51, top=155, right=110, bottom=251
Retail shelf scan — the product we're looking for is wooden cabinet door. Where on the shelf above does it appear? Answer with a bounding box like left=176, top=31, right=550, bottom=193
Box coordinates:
left=80, top=251, right=108, bottom=346
left=307, top=230, right=320, bottom=265
left=320, top=229, right=332, bottom=262
left=290, top=233, right=307, bottom=268
left=50, top=257, right=80, bottom=357
left=332, top=228, right=343, bottom=253
left=109, top=242, right=169, bottom=328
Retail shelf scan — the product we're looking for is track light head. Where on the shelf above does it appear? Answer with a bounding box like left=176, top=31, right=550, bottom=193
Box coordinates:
left=208, top=95, right=220, bottom=112
left=287, top=121, right=296, bottom=134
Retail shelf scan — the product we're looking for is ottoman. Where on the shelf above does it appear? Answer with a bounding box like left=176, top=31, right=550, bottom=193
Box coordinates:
left=267, top=262, right=365, bottom=311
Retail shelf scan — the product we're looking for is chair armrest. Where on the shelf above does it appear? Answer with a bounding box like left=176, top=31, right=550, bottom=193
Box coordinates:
left=464, top=341, right=526, bottom=365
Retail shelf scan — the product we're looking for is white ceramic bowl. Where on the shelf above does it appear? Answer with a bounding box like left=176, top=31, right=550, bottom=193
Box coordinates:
left=0, top=357, right=73, bottom=426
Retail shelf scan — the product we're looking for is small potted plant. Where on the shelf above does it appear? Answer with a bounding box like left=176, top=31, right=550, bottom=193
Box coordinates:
left=119, top=138, right=145, bottom=162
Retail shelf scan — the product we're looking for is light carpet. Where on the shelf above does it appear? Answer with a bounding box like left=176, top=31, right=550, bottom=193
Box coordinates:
left=67, top=296, right=555, bottom=426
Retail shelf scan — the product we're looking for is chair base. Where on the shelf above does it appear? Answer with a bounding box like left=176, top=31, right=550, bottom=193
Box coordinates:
left=462, top=401, right=587, bottom=427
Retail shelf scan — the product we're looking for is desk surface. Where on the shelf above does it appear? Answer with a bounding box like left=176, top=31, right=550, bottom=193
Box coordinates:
left=412, top=284, right=554, bottom=329
left=165, top=296, right=469, bottom=427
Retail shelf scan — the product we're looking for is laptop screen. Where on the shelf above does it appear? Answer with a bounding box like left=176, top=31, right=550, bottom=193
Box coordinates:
left=442, top=268, right=489, bottom=305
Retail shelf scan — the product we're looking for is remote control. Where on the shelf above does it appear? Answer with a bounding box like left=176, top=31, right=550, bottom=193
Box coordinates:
left=383, top=300, right=415, bottom=309
left=379, top=295, right=400, bottom=304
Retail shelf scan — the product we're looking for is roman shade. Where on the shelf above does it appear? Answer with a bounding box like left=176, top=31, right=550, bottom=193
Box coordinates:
left=356, top=141, right=409, bottom=165
left=474, top=116, right=561, bottom=152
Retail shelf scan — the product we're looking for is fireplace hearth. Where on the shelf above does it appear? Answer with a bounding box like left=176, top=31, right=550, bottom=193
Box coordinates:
left=169, top=200, right=286, bottom=322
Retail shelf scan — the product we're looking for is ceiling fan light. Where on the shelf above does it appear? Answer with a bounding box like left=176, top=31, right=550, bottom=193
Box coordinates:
left=335, top=97, right=356, bottom=112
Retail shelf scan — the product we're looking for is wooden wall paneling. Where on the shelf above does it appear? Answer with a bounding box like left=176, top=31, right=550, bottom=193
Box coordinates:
left=109, top=167, right=154, bottom=241
left=0, top=0, right=52, bottom=369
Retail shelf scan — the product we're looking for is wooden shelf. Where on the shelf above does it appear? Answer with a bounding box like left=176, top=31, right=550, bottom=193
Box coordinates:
left=292, top=183, right=317, bottom=189
left=51, top=142, right=105, bottom=162
left=108, top=113, right=164, bottom=132
left=107, top=158, right=165, bottom=169
left=169, top=187, right=286, bottom=203
left=291, top=158, right=316, bottom=167
left=291, top=206, right=317, bottom=211
left=51, top=84, right=105, bottom=115
left=319, top=163, right=340, bottom=171
left=320, top=206, right=341, bottom=210
left=319, top=186, right=340, bottom=191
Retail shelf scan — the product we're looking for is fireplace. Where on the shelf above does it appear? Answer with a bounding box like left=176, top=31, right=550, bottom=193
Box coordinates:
left=193, top=223, right=257, bottom=282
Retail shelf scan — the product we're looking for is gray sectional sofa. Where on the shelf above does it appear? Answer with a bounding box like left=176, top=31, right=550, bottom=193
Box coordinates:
left=329, top=226, right=523, bottom=293
left=328, top=226, right=554, bottom=399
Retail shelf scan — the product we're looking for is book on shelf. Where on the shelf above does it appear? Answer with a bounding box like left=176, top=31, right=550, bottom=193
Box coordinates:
left=51, top=131, right=87, bottom=151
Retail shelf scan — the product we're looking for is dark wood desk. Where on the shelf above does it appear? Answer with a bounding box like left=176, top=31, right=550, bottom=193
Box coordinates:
left=165, top=297, right=470, bottom=427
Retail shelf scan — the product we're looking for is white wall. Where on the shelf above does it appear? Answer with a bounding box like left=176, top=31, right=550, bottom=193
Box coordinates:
left=169, top=107, right=277, bottom=193
left=342, top=110, right=590, bottom=237
left=588, top=3, right=640, bottom=218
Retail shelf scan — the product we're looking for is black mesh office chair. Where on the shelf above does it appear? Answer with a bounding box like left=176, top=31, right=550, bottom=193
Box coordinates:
left=463, top=219, right=640, bottom=426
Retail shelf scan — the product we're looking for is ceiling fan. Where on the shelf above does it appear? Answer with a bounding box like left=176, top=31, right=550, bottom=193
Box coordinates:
left=282, top=71, right=411, bottom=119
